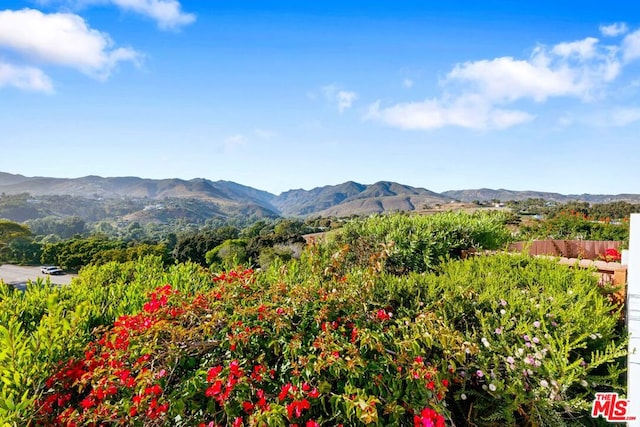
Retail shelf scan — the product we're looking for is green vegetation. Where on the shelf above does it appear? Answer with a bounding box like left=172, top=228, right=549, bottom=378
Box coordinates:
left=0, top=219, right=33, bottom=263
left=519, top=211, right=629, bottom=244
left=333, top=211, right=512, bottom=274
left=0, top=212, right=628, bottom=426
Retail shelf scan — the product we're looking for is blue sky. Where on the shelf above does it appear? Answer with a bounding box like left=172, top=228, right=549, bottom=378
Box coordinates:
left=1, top=1, right=639, bottom=195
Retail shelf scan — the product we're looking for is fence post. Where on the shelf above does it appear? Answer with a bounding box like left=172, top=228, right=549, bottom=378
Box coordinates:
left=628, top=213, right=640, bottom=424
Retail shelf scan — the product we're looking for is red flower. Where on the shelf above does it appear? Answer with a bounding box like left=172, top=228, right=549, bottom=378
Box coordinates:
left=205, top=380, right=223, bottom=397
left=242, top=401, right=254, bottom=413
left=604, top=248, right=622, bottom=262
left=79, top=396, right=95, bottom=409
left=376, top=309, right=391, bottom=321
left=229, top=359, right=242, bottom=377
left=207, top=365, right=223, bottom=382
left=256, top=389, right=268, bottom=409
left=414, top=407, right=446, bottom=427
left=279, top=383, right=292, bottom=401
left=287, top=399, right=311, bottom=418
left=144, top=384, right=162, bottom=396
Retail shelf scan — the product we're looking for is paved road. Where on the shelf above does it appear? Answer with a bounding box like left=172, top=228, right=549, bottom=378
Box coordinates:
left=0, top=264, right=76, bottom=290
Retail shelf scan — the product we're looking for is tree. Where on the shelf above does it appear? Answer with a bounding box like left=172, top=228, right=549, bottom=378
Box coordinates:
left=205, top=239, right=249, bottom=269
left=0, top=219, right=32, bottom=261
left=172, top=226, right=240, bottom=265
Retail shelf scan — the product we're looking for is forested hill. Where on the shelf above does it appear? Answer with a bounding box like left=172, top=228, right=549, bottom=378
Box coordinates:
left=1, top=172, right=639, bottom=224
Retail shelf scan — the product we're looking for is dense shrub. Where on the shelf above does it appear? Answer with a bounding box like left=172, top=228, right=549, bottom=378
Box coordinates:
left=10, top=253, right=624, bottom=426
left=0, top=212, right=628, bottom=426
left=366, top=254, right=626, bottom=426
left=332, top=211, right=512, bottom=274
left=0, top=256, right=213, bottom=425
left=32, top=267, right=460, bottom=426
left=519, top=212, right=629, bottom=244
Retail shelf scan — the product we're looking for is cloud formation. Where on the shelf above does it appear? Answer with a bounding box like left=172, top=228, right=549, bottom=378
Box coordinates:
left=366, top=97, right=534, bottom=130
left=0, top=61, right=53, bottom=93
left=622, top=29, right=640, bottom=62
left=109, top=0, right=195, bottom=29
left=609, top=108, right=640, bottom=126
left=223, top=134, right=247, bottom=152
left=336, top=91, right=358, bottom=113
left=36, top=0, right=195, bottom=29
left=600, top=22, right=628, bottom=37
left=0, top=8, right=140, bottom=81
left=368, top=28, right=639, bottom=130
left=322, top=85, right=358, bottom=112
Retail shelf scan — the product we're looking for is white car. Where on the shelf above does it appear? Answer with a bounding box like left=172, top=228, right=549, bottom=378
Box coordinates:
left=41, top=266, right=64, bottom=275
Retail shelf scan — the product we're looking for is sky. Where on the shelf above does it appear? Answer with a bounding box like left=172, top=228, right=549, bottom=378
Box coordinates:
left=1, top=1, right=639, bottom=196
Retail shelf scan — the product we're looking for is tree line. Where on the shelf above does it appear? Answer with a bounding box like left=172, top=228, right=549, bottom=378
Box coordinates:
left=0, top=217, right=333, bottom=271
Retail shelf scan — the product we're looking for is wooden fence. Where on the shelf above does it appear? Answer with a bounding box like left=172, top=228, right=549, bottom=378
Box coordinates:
left=509, top=240, right=622, bottom=259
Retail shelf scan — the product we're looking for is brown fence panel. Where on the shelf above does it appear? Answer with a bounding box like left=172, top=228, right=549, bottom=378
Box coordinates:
left=509, top=240, right=621, bottom=259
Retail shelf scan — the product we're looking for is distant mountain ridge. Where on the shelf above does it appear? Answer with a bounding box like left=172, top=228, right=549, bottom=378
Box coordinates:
left=441, top=188, right=640, bottom=204
left=1, top=172, right=639, bottom=223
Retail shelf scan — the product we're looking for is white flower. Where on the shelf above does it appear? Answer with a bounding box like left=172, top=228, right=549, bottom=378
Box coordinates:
left=489, top=383, right=497, bottom=391
left=500, top=309, right=506, bottom=315
left=481, top=337, right=491, bottom=348
left=540, top=380, right=549, bottom=388
left=460, top=393, right=467, bottom=400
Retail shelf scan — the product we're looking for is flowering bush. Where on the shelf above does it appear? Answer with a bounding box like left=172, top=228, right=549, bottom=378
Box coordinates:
left=369, top=254, right=627, bottom=426
left=34, top=267, right=458, bottom=426
left=0, top=213, right=628, bottom=426
left=601, top=248, right=622, bottom=262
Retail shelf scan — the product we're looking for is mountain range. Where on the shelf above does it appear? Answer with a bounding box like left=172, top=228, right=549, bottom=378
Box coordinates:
left=1, top=172, right=639, bottom=223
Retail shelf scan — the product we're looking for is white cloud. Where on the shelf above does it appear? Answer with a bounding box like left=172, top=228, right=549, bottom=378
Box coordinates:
left=552, top=37, right=599, bottom=60
left=447, top=39, right=620, bottom=103
left=609, top=108, right=640, bottom=126
left=403, top=78, right=414, bottom=88
left=367, top=31, right=640, bottom=131
left=366, top=97, right=534, bottom=130
left=336, top=90, right=357, bottom=112
left=0, top=8, right=140, bottom=80
left=622, top=29, right=640, bottom=62
left=600, top=22, right=628, bottom=37
left=322, top=85, right=358, bottom=112
left=36, top=0, right=195, bottom=30
left=0, top=61, right=53, bottom=93
left=223, top=134, right=247, bottom=152
left=101, top=0, right=195, bottom=30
